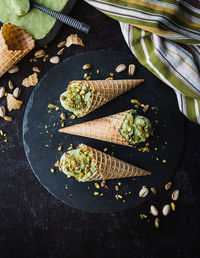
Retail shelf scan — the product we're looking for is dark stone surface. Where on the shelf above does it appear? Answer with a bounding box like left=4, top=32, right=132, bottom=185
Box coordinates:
left=0, top=1, right=199, bottom=257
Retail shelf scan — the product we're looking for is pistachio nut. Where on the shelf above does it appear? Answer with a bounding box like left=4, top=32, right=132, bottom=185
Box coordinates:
left=8, top=65, right=19, bottom=74
left=50, top=56, right=60, bottom=64
left=139, top=187, right=149, bottom=198
left=0, top=87, right=5, bottom=98
left=150, top=205, right=159, bottom=216
left=115, top=64, right=126, bottom=73
left=171, top=189, right=179, bottom=201
left=162, top=204, right=171, bottom=216
left=0, top=106, right=6, bottom=117
left=13, top=87, right=21, bottom=98
left=128, top=64, right=136, bottom=75
left=34, top=49, right=45, bottom=58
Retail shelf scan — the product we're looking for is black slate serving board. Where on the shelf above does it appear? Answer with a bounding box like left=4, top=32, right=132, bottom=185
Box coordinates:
left=0, top=0, right=77, bottom=46
left=23, top=50, right=185, bottom=213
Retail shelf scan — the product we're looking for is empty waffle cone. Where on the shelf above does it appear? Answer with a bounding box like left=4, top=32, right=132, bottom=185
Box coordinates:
left=67, top=79, right=144, bottom=117
left=59, top=110, right=132, bottom=147
left=0, top=23, right=35, bottom=78
left=80, top=144, right=151, bottom=181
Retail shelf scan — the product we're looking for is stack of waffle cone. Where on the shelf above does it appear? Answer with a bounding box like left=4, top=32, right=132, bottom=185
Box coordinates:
left=59, top=109, right=133, bottom=147
left=67, top=79, right=144, bottom=117
left=79, top=144, right=151, bottom=181
left=0, top=23, right=35, bottom=78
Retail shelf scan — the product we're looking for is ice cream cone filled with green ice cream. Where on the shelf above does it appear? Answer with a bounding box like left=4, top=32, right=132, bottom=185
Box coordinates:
left=59, top=144, right=151, bottom=182
left=60, top=79, right=144, bottom=117
left=59, top=109, right=153, bottom=147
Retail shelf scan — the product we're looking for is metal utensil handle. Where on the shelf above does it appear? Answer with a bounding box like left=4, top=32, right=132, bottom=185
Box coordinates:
left=33, top=3, right=90, bottom=34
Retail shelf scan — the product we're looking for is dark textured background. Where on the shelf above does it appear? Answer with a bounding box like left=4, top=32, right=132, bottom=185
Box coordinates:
left=0, top=1, right=200, bottom=257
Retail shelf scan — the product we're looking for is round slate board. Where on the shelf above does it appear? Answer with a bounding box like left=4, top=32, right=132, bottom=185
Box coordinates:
left=23, top=50, right=185, bottom=213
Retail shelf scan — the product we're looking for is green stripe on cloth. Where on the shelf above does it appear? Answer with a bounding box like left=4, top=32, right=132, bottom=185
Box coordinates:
left=186, top=97, right=197, bottom=123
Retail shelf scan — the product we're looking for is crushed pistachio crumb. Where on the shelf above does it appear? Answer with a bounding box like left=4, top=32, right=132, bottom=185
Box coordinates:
left=130, top=99, right=140, bottom=104
left=162, top=159, right=167, bottom=163
left=58, top=145, right=62, bottom=151
left=95, top=182, right=100, bottom=189
left=60, top=113, right=66, bottom=120
left=68, top=144, right=73, bottom=150
left=94, top=192, right=99, bottom=196
left=140, top=214, right=147, bottom=220
left=50, top=168, right=55, bottom=173
left=103, top=148, right=108, bottom=152
left=48, top=103, right=58, bottom=109
left=70, top=115, right=76, bottom=119
left=115, top=185, right=119, bottom=191
left=171, top=202, right=175, bottom=211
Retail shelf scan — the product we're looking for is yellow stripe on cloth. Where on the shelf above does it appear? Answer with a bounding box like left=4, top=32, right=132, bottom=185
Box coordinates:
left=131, top=24, right=176, bottom=34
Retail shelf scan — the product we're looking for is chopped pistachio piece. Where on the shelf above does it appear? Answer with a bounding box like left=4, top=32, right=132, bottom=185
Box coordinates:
left=58, top=146, right=62, bottom=151
left=95, top=182, right=100, bottom=189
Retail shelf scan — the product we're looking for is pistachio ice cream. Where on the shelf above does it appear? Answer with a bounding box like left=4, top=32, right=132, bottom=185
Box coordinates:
left=60, top=82, right=93, bottom=117
left=119, top=110, right=152, bottom=144
left=59, top=144, right=97, bottom=182
left=10, top=0, right=30, bottom=16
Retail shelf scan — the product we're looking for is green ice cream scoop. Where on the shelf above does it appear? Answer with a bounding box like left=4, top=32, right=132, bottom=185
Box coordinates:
left=9, top=0, right=30, bottom=16
left=60, top=82, right=93, bottom=117
left=119, top=110, right=152, bottom=145
left=59, top=144, right=97, bottom=182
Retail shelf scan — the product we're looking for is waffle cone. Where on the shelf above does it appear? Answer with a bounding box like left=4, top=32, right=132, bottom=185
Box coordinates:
left=79, top=144, right=151, bottom=181
left=59, top=110, right=132, bottom=147
left=0, top=23, right=35, bottom=78
left=68, top=79, right=143, bottom=117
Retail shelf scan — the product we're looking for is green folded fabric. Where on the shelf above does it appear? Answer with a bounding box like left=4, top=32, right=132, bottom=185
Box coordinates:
left=85, top=0, right=200, bottom=124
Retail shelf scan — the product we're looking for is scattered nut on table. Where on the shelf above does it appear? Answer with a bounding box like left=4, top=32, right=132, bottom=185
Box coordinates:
left=0, top=87, right=5, bottom=98
left=115, top=64, right=126, bottom=73
left=8, top=65, right=19, bottom=74
left=139, top=187, right=149, bottom=198
left=162, top=204, right=171, bottom=216
left=83, top=64, right=92, bottom=70
left=0, top=106, right=6, bottom=117
left=8, top=80, right=14, bottom=90
left=171, top=189, right=179, bottom=201
left=128, top=64, right=136, bottom=75
left=50, top=56, right=60, bottom=64
left=34, top=49, right=45, bottom=58
left=13, top=87, right=21, bottom=99
left=150, top=205, right=159, bottom=216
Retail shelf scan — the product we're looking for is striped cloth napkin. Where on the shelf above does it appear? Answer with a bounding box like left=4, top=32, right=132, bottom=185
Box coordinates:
left=85, top=0, right=200, bottom=124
